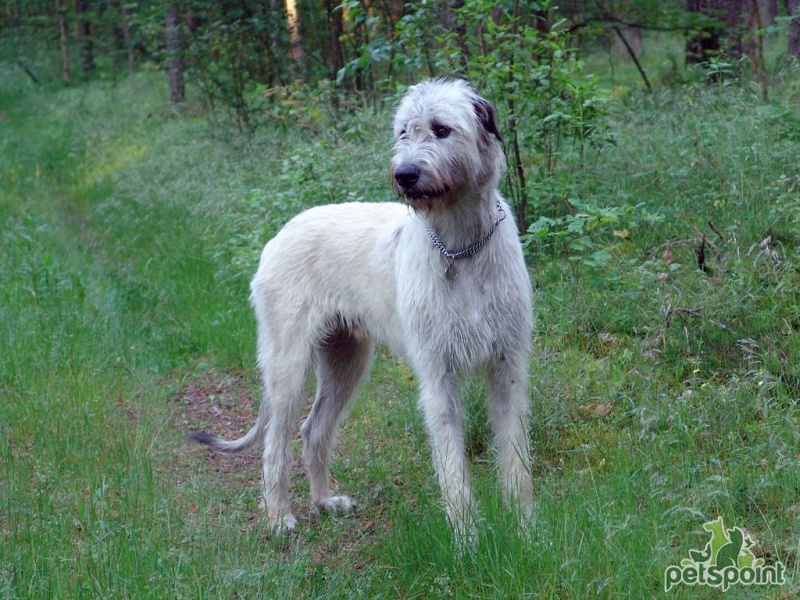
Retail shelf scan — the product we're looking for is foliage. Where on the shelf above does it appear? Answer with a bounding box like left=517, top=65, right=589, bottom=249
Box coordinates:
left=335, top=0, right=397, bottom=92
left=523, top=200, right=663, bottom=284
left=179, top=2, right=285, bottom=132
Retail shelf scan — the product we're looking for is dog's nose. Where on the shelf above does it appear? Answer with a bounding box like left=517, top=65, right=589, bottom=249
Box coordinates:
left=394, top=165, right=420, bottom=188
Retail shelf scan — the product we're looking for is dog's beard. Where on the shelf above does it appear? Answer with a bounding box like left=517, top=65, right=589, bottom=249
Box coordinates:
left=392, top=180, right=454, bottom=213
left=400, top=188, right=450, bottom=212
left=403, top=190, right=452, bottom=214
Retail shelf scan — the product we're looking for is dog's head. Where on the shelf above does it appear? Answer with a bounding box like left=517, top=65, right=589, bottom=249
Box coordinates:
left=390, top=79, right=506, bottom=212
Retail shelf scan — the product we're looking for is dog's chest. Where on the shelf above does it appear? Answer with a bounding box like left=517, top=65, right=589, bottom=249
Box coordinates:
left=397, top=255, right=528, bottom=368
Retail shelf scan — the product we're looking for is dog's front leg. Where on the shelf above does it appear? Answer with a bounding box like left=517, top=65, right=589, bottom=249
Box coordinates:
left=487, top=354, right=534, bottom=519
left=418, top=374, right=476, bottom=542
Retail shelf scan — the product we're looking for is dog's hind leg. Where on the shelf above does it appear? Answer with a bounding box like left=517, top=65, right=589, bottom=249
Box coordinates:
left=259, top=350, right=311, bottom=533
left=301, top=326, right=373, bottom=515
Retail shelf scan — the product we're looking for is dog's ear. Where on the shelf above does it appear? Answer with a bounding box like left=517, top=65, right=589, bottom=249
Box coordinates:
left=472, top=96, right=503, bottom=143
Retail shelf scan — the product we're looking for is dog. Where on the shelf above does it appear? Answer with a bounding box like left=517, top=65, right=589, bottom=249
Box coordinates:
left=190, top=79, right=534, bottom=539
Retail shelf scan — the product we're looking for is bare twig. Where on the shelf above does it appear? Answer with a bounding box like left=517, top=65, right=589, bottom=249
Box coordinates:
left=612, top=25, right=652, bottom=92
left=17, top=60, right=40, bottom=85
left=691, top=226, right=722, bottom=255
left=707, top=220, right=724, bottom=241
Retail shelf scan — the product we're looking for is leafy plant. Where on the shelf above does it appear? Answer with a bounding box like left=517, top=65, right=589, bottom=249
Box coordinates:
left=523, top=199, right=663, bottom=284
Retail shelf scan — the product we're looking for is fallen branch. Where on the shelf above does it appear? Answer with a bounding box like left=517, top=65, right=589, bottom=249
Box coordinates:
left=668, top=306, right=703, bottom=318
left=648, top=238, right=697, bottom=261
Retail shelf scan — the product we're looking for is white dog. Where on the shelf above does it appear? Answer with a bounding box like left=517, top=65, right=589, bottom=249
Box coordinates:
left=191, top=79, right=534, bottom=538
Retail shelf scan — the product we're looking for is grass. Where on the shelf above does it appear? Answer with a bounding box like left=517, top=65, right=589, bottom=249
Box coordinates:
left=2, top=49, right=800, bottom=598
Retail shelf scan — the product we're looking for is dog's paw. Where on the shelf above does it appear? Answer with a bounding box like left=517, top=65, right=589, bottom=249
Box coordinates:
left=267, top=513, right=298, bottom=534
left=318, top=495, right=357, bottom=514
left=260, top=497, right=298, bottom=533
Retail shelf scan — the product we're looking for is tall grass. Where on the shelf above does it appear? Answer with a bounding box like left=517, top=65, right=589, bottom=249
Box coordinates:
left=2, top=55, right=799, bottom=598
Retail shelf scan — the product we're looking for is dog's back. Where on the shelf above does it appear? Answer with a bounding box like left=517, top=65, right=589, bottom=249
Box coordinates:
left=250, top=201, right=411, bottom=354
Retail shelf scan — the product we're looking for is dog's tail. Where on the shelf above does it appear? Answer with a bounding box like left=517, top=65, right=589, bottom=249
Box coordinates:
left=188, top=420, right=262, bottom=454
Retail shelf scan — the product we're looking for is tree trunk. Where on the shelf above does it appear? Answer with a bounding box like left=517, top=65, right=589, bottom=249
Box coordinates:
left=102, top=0, right=125, bottom=75
left=326, top=0, right=344, bottom=80
left=76, top=0, right=94, bottom=78
left=724, top=0, right=749, bottom=61
left=789, top=0, right=800, bottom=56
left=748, top=0, right=768, bottom=99
left=270, top=0, right=284, bottom=85
left=166, top=3, right=185, bottom=103
left=256, top=0, right=282, bottom=86
left=285, top=0, right=306, bottom=81
left=533, top=4, right=550, bottom=36
left=686, top=0, right=720, bottom=64
left=122, top=3, right=134, bottom=76
left=759, top=0, right=778, bottom=28
left=55, top=0, right=70, bottom=84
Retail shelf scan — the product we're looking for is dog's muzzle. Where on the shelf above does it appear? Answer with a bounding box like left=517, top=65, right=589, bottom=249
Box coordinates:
left=393, top=164, right=449, bottom=202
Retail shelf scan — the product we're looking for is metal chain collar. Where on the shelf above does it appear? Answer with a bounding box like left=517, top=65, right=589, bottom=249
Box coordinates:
left=425, top=199, right=506, bottom=263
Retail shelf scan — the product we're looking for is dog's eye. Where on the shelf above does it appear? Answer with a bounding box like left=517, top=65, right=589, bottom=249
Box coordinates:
left=432, top=125, right=451, bottom=139
left=398, top=128, right=407, bottom=138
